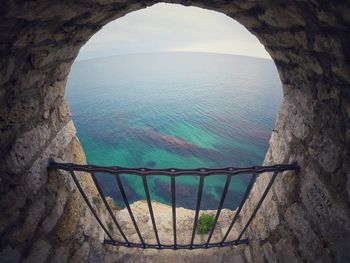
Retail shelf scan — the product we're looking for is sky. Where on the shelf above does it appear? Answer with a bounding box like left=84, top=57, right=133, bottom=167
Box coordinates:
left=77, top=3, right=270, bottom=61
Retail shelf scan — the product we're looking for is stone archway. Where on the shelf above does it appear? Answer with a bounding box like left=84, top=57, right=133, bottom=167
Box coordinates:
left=0, top=1, right=349, bottom=262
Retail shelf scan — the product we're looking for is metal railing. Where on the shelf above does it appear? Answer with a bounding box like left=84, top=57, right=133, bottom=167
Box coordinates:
left=48, top=161, right=298, bottom=250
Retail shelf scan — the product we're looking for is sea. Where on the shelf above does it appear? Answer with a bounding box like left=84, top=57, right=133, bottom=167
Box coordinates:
left=66, top=52, right=282, bottom=210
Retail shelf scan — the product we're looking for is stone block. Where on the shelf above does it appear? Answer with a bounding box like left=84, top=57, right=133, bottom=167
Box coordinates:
left=249, top=240, right=265, bottom=263
left=316, top=10, right=339, bottom=27
left=285, top=203, right=332, bottom=262
left=9, top=2, right=84, bottom=21
left=69, top=242, right=90, bottom=263
left=308, top=134, right=341, bottom=173
left=50, top=246, right=70, bottom=263
left=14, top=25, right=52, bottom=48
left=316, top=83, right=340, bottom=104
left=262, top=242, right=277, bottom=263
left=30, top=45, right=79, bottom=69
left=259, top=6, right=306, bottom=28
left=332, top=60, right=350, bottom=83
left=275, top=238, right=300, bottom=263
left=300, top=167, right=350, bottom=245
left=21, top=120, right=77, bottom=197
left=13, top=68, right=50, bottom=93
left=338, top=4, right=350, bottom=23
left=55, top=196, right=80, bottom=242
left=58, top=100, right=71, bottom=122
left=259, top=31, right=308, bottom=49
left=13, top=199, right=46, bottom=243
left=22, top=240, right=52, bottom=263
left=267, top=48, right=289, bottom=63
left=54, top=62, right=73, bottom=82
left=5, top=97, right=40, bottom=125
left=273, top=170, right=298, bottom=206
left=314, top=35, right=343, bottom=58
left=89, top=0, right=127, bottom=5
left=0, top=57, right=15, bottom=85
left=26, top=157, right=48, bottom=195
left=43, top=80, right=66, bottom=116
left=30, top=49, right=51, bottom=69
left=244, top=246, right=253, bottom=263
left=42, top=186, right=68, bottom=234
left=6, top=124, right=51, bottom=173
left=0, top=246, right=21, bottom=263
left=266, top=129, right=290, bottom=164
left=233, top=1, right=258, bottom=10
left=263, top=192, right=280, bottom=233
left=234, top=14, right=262, bottom=28
left=283, top=99, right=310, bottom=140
left=48, top=120, right=77, bottom=156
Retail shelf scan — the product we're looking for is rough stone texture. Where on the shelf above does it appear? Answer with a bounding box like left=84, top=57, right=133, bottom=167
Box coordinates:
left=0, top=0, right=349, bottom=262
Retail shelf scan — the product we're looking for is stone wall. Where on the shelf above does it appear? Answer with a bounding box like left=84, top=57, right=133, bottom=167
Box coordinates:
left=0, top=0, right=349, bottom=262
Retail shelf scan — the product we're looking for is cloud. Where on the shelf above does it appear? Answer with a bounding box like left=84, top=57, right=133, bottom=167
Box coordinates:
left=77, top=3, right=270, bottom=61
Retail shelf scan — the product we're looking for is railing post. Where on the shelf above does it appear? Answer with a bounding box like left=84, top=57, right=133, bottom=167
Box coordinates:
left=190, top=175, right=205, bottom=248
left=236, top=170, right=279, bottom=242
left=68, top=170, right=115, bottom=243
left=221, top=173, right=257, bottom=244
left=90, top=172, right=129, bottom=245
left=142, top=175, right=161, bottom=248
left=171, top=175, right=177, bottom=249
left=206, top=174, right=232, bottom=245
left=114, top=173, right=145, bottom=247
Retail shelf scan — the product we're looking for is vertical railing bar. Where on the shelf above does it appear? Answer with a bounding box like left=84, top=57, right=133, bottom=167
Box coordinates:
left=190, top=175, right=205, bottom=248
left=142, top=175, right=161, bottom=248
left=221, top=172, right=257, bottom=243
left=171, top=175, right=177, bottom=248
left=90, top=172, right=129, bottom=244
left=236, top=170, right=279, bottom=242
left=206, top=174, right=232, bottom=245
left=68, top=170, right=115, bottom=242
left=114, top=173, right=145, bottom=246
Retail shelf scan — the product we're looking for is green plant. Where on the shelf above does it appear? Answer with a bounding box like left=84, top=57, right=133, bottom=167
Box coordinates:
left=107, top=221, right=114, bottom=232
left=197, top=213, right=215, bottom=234
left=92, top=196, right=99, bottom=205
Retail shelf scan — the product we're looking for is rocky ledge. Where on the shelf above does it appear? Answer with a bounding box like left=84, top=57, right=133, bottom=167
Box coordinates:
left=94, top=199, right=247, bottom=263
left=105, top=200, right=243, bottom=245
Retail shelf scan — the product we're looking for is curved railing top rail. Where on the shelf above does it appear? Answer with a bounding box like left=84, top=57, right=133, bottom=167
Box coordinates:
left=48, top=160, right=299, bottom=176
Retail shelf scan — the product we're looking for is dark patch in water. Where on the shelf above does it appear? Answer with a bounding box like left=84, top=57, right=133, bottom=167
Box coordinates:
left=95, top=172, right=142, bottom=209
left=152, top=178, right=223, bottom=210
left=125, top=126, right=238, bottom=165
left=147, top=161, right=157, bottom=167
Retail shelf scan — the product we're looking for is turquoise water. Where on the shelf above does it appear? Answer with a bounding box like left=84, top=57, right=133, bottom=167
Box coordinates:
left=66, top=52, right=282, bottom=210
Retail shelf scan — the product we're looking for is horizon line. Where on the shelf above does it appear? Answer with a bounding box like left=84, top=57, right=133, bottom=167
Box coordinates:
left=75, top=51, right=273, bottom=63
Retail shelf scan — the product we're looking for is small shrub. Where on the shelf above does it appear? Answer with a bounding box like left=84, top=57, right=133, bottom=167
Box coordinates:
left=107, top=221, right=114, bottom=232
left=197, top=213, right=215, bottom=234
left=92, top=196, right=99, bottom=205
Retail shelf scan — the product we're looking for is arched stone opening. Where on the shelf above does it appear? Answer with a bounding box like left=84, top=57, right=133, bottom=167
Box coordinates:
left=0, top=1, right=349, bottom=262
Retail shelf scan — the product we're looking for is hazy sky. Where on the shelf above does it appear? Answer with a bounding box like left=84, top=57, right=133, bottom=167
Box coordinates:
left=77, top=3, right=270, bottom=61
